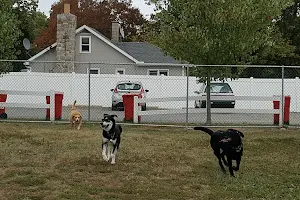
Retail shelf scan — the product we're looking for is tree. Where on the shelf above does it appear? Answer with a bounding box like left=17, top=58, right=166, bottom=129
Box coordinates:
left=149, top=0, right=293, bottom=124
left=13, top=0, right=48, bottom=59
left=151, top=0, right=293, bottom=80
left=34, top=0, right=146, bottom=50
left=0, top=0, right=21, bottom=73
left=241, top=26, right=300, bottom=78
left=277, top=0, right=300, bottom=54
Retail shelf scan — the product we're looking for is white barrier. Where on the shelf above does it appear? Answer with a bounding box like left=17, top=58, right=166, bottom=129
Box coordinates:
left=133, top=95, right=283, bottom=125
left=0, top=90, right=55, bottom=121
left=1, top=72, right=299, bottom=111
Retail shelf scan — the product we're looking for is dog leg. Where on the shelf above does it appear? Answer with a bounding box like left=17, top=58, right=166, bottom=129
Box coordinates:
left=228, top=159, right=235, bottom=177
left=110, top=146, right=118, bottom=165
left=221, top=155, right=228, bottom=166
left=233, top=157, right=241, bottom=171
left=77, top=121, right=82, bottom=130
left=102, top=139, right=109, bottom=162
left=215, top=151, right=226, bottom=174
left=218, top=157, right=227, bottom=174
left=107, top=144, right=112, bottom=160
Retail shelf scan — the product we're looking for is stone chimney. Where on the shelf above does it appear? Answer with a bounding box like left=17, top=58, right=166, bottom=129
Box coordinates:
left=111, top=21, right=120, bottom=42
left=55, top=3, right=77, bottom=73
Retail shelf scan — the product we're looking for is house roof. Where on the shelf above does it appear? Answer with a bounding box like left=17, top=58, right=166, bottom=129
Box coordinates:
left=29, top=25, right=179, bottom=64
left=114, top=42, right=180, bottom=64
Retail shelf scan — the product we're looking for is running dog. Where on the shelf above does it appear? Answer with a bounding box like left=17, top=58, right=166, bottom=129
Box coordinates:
left=100, top=114, right=122, bottom=165
left=69, top=100, right=82, bottom=130
left=194, top=127, right=244, bottom=177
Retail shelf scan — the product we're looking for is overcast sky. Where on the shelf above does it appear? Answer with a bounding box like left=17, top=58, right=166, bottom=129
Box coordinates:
left=37, top=0, right=156, bottom=19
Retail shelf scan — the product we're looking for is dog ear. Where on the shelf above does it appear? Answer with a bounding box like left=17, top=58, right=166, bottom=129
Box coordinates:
left=112, top=115, right=118, bottom=118
left=238, top=131, right=244, bottom=138
left=103, top=114, right=109, bottom=117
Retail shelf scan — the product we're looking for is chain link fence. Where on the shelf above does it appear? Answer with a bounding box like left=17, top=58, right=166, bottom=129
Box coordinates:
left=0, top=60, right=299, bottom=127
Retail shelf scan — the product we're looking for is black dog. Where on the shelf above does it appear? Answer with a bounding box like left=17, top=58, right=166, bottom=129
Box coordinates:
left=194, top=127, right=244, bottom=177
left=100, top=114, right=122, bottom=164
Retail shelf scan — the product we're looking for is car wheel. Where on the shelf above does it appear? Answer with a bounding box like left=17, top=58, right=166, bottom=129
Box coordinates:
left=0, top=112, right=7, bottom=119
left=141, top=104, right=146, bottom=111
left=194, top=101, right=199, bottom=108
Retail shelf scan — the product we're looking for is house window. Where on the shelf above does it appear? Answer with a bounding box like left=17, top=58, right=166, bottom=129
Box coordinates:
left=115, top=68, right=125, bottom=75
left=80, top=36, right=91, bottom=53
left=87, top=68, right=100, bottom=74
left=148, top=69, right=169, bottom=76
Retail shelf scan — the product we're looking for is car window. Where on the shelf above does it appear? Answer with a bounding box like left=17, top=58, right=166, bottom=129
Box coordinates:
left=204, top=83, right=233, bottom=93
left=117, top=83, right=141, bottom=90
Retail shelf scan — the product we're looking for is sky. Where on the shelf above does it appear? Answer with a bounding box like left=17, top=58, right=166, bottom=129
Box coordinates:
left=37, top=0, right=156, bottom=19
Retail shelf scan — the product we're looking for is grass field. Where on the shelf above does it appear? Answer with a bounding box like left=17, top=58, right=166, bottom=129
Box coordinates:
left=0, top=122, right=299, bottom=200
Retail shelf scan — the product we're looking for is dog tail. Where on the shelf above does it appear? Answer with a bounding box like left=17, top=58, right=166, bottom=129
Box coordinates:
left=194, top=126, right=214, bottom=136
left=72, top=100, right=77, bottom=110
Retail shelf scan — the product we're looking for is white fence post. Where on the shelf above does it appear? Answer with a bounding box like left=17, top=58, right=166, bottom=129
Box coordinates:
left=133, top=96, right=138, bottom=123
left=295, top=77, right=299, bottom=112
left=50, top=90, right=55, bottom=122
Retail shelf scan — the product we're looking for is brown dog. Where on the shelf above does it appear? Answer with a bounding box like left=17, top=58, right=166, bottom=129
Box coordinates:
left=69, top=100, right=82, bottom=130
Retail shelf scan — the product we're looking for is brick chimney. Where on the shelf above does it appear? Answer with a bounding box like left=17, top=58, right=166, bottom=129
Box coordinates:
left=55, top=3, right=77, bottom=73
left=111, top=21, right=120, bottom=42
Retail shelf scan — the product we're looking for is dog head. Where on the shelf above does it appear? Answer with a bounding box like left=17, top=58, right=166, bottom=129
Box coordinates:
left=100, top=114, right=117, bottom=132
left=222, top=129, right=244, bottom=153
left=73, top=114, right=81, bottom=123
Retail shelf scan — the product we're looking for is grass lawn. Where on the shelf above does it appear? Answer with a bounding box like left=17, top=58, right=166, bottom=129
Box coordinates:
left=0, top=122, right=299, bottom=200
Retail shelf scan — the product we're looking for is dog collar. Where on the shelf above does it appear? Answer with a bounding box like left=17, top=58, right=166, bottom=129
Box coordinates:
left=108, top=130, right=116, bottom=139
left=234, top=144, right=243, bottom=152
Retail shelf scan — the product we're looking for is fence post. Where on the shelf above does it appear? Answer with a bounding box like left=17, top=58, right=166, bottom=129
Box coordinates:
left=250, top=77, right=253, bottom=109
left=295, top=77, right=299, bottom=112
left=133, top=96, right=138, bottom=123
left=280, top=66, right=284, bottom=127
left=88, top=62, right=91, bottom=121
left=185, top=65, right=189, bottom=127
left=206, top=67, right=212, bottom=125
left=273, top=96, right=280, bottom=125
left=50, top=90, right=55, bottom=122
left=284, top=96, right=291, bottom=125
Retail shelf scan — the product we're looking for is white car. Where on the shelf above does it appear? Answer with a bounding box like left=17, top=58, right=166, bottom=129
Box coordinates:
left=194, top=82, right=235, bottom=108
left=111, top=81, right=149, bottom=111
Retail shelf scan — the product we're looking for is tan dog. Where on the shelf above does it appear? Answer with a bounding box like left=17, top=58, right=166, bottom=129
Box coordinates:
left=69, top=100, right=82, bottom=130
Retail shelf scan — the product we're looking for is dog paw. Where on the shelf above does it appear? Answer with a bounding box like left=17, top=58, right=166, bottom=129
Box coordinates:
left=102, top=155, right=109, bottom=162
left=111, top=160, right=116, bottom=165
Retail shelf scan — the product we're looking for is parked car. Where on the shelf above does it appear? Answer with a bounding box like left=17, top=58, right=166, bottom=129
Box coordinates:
left=111, top=81, right=149, bottom=111
left=194, top=82, right=235, bottom=108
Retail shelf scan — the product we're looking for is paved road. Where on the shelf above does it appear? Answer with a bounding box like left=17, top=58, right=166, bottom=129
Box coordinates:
left=2, top=107, right=300, bottom=126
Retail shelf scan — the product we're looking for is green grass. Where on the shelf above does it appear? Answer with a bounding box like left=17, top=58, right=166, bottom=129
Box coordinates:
left=0, top=122, right=299, bottom=200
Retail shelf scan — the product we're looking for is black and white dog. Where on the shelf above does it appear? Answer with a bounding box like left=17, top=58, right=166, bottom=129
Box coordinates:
left=100, top=114, right=122, bottom=165
left=194, top=127, right=244, bottom=177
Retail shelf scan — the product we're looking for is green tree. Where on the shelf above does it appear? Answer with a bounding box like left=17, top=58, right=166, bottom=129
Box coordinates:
left=151, top=0, right=293, bottom=80
left=149, top=0, right=293, bottom=123
left=277, top=0, right=300, bottom=54
left=241, top=27, right=300, bottom=78
left=0, top=0, right=21, bottom=73
left=6, top=1, right=48, bottom=71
